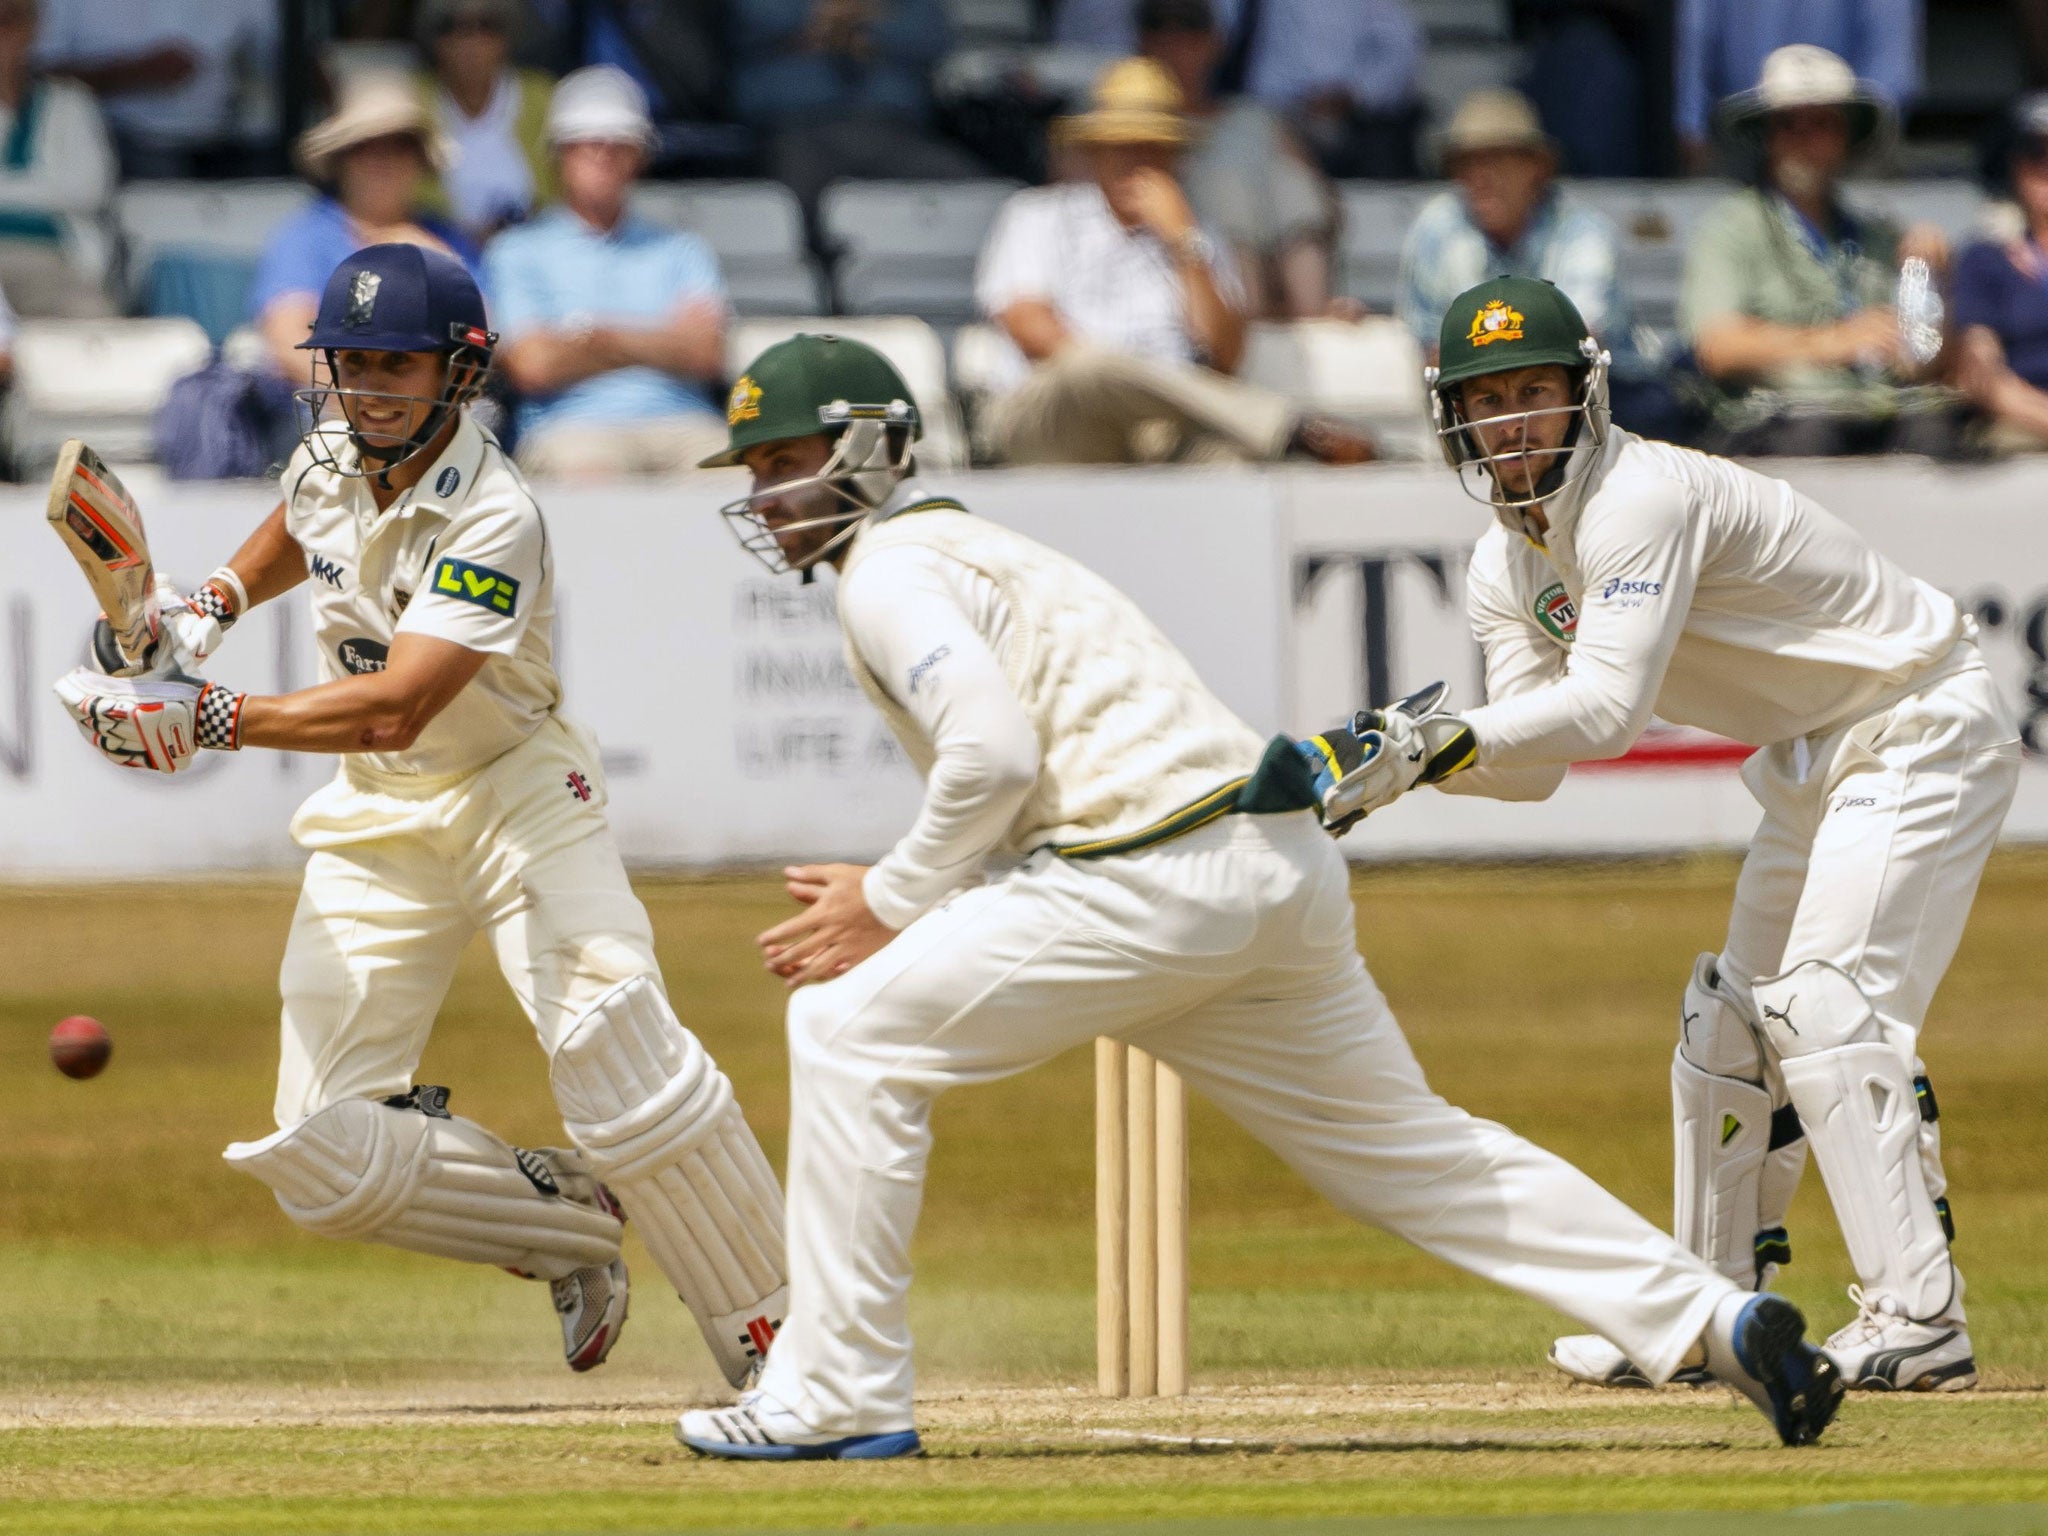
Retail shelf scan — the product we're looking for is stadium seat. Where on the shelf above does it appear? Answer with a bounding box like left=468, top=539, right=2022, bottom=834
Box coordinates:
left=1336, top=183, right=1436, bottom=314
left=1843, top=178, right=1988, bottom=241
left=944, top=0, right=1039, bottom=45
left=631, top=181, right=826, bottom=316
left=1567, top=180, right=1737, bottom=334
left=6, top=317, right=212, bottom=471
left=728, top=315, right=970, bottom=471
left=1419, top=43, right=1524, bottom=131
left=1240, top=319, right=1431, bottom=457
left=115, top=180, right=314, bottom=345
left=819, top=179, right=1022, bottom=325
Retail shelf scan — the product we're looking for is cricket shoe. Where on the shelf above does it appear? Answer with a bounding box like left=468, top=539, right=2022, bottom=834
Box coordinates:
left=1824, top=1287, right=1977, bottom=1392
left=552, top=1255, right=630, bottom=1372
left=678, top=1393, right=922, bottom=1461
left=1701, top=1292, right=1844, bottom=1447
left=1548, top=1333, right=1712, bottom=1389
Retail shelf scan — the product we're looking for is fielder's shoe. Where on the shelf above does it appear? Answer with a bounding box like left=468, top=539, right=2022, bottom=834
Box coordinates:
left=1702, top=1292, right=1844, bottom=1447
left=1824, top=1287, right=1978, bottom=1392
left=1549, top=1333, right=1713, bottom=1388
left=678, top=1393, right=922, bottom=1461
left=552, top=1255, right=630, bottom=1372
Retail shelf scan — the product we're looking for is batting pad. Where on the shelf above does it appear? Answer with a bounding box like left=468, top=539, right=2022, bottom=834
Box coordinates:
left=224, top=1097, right=624, bottom=1280
left=550, top=975, right=788, bottom=1386
left=1755, top=959, right=1958, bottom=1323
left=1671, top=954, right=1805, bottom=1288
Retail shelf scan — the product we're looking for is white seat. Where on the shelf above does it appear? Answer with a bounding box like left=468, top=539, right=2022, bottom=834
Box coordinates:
left=631, top=180, right=826, bottom=315
left=1842, top=178, right=1986, bottom=241
left=820, top=180, right=1021, bottom=323
left=949, top=321, right=1020, bottom=461
left=115, top=180, right=313, bottom=296
left=9, top=317, right=213, bottom=469
left=944, top=0, right=1039, bottom=45
left=1239, top=318, right=1431, bottom=457
left=727, top=316, right=969, bottom=471
left=1336, top=184, right=1435, bottom=313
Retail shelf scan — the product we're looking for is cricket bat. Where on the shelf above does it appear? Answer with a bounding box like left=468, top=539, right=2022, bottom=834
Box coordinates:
left=46, top=439, right=159, bottom=675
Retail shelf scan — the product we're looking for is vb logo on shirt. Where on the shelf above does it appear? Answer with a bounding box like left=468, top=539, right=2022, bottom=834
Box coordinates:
left=433, top=557, right=520, bottom=615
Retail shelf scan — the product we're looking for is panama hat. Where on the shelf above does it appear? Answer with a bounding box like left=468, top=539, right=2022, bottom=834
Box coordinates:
left=296, top=71, right=451, bottom=183
left=1438, top=88, right=1557, bottom=170
left=1715, top=44, right=1892, bottom=156
left=1054, top=58, right=1193, bottom=148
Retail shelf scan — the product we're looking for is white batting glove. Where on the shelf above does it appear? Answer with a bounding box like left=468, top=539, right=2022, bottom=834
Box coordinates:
left=91, top=571, right=241, bottom=677
left=53, top=667, right=245, bottom=772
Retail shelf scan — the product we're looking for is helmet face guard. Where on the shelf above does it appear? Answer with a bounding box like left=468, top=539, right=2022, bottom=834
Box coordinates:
left=1427, top=338, right=1611, bottom=512
left=295, top=323, right=496, bottom=485
left=720, top=401, right=918, bottom=578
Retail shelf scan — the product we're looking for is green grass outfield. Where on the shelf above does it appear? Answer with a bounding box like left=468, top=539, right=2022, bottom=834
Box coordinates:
left=6, top=856, right=2047, bottom=1533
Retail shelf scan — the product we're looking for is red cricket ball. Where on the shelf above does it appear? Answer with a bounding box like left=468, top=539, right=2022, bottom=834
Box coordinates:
left=50, top=1015, right=111, bottom=1080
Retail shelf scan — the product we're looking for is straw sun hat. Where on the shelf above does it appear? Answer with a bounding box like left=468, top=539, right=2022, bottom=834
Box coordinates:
left=295, top=72, right=452, bottom=183
left=1054, top=57, right=1193, bottom=149
left=1715, top=44, right=1893, bottom=156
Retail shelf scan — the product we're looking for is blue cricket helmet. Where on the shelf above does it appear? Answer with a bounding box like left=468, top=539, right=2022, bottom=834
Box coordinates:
left=300, top=242, right=493, bottom=356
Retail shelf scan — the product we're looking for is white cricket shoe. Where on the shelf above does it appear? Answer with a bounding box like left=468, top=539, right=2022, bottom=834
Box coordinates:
left=1824, top=1287, right=1978, bottom=1392
left=552, top=1255, right=630, bottom=1372
left=1549, top=1333, right=1712, bottom=1388
left=678, top=1391, right=922, bottom=1461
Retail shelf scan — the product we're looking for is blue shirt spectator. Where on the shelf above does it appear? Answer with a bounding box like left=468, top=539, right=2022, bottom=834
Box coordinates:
left=1676, top=0, right=1919, bottom=154
left=484, top=206, right=725, bottom=436
left=256, top=72, right=479, bottom=380
left=486, top=65, right=731, bottom=478
left=251, top=196, right=477, bottom=329
left=729, top=0, right=951, bottom=128
left=1952, top=239, right=2048, bottom=389
left=1395, top=91, right=1636, bottom=370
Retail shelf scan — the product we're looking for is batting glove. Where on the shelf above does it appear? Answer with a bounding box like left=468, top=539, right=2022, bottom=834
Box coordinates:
left=91, top=570, right=242, bottom=678
left=54, top=667, right=245, bottom=772
left=1295, top=681, right=1477, bottom=835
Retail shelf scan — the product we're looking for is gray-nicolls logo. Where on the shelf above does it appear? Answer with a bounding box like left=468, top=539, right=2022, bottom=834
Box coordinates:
left=514, top=1147, right=561, bottom=1197
left=346, top=269, right=382, bottom=329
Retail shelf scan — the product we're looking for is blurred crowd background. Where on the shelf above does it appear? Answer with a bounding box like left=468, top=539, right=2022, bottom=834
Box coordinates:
left=4, top=0, right=2048, bottom=481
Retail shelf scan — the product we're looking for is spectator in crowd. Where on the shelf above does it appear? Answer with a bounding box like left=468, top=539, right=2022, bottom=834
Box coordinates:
left=1233, top=0, right=1425, bottom=180
left=1515, top=0, right=1652, bottom=178
left=1057, top=0, right=1243, bottom=50
left=523, top=0, right=727, bottom=132
left=731, top=0, right=984, bottom=217
left=483, top=65, right=729, bottom=477
left=1677, top=0, right=1920, bottom=174
left=974, top=58, right=1372, bottom=465
left=252, top=72, right=476, bottom=382
left=416, top=0, right=557, bottom=243
left=1679, top=45, right=1955, bottom=455
left=1951, top=93, right=2048, bottom=451
left=0, top=0, right=114, bottom=316
left=1397, top=91, right=1629, bottom=359
left=1139, top=0, right=1337, bottom=320
left=34, top=0, right=277, bottom=177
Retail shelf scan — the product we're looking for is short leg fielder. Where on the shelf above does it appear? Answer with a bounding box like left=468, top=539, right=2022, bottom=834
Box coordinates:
left=229, top=771, right=788, bottom=1387
left=735, top=815, right=1821, bottom=1443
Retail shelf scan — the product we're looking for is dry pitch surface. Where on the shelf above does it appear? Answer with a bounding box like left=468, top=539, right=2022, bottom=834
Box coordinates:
left=6, top=857, right=2047, bottom=1534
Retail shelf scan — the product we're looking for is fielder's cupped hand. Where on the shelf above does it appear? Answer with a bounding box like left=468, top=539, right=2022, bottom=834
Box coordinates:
left=758, top=863, right=897, bottom=988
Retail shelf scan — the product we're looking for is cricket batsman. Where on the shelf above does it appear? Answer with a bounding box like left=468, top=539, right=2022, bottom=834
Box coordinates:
left=51, top=244, right=788, bottom=1388
left=674, top=332, right=1843, bottom=1460
left=1316, top=276, right=2018, bottom=1393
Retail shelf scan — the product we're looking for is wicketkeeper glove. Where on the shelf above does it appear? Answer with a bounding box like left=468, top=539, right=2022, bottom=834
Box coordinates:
left=53, top=666, right=245, bottom=772
left=91, top=569, right=243, bottom=677
left=1294, top=681, right=1478, bottom=835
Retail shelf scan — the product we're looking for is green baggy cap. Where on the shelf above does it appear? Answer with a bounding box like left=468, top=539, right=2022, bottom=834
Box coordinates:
left=700, top=332, right=921, bottom=468
left=1433, top=276, right=1593, bottom=389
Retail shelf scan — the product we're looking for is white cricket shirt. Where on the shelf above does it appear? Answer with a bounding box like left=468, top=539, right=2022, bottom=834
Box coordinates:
left=282, top=414, right=560, bottom=779
left=1456, top=426, right=1969, bottom=779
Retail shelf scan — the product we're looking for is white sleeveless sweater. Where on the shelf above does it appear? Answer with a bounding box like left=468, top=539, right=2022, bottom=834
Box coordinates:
left=840, top=505, right=1265, bottom=853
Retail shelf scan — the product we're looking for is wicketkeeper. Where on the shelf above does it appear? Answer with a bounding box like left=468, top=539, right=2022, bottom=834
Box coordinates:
left=674, top=333, right=1842, bottom=1461
left=52, top=244, right=788, bottom=1387
left=1308, top=276, right=2018, bottom=1393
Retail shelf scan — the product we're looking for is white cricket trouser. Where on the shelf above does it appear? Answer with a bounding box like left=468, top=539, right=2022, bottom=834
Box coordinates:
left=756, top=810, right=1739, bottom=1434
left=274, top=716, right=659, bottom=1125
left=1716, top=658, right=2020, bottom=1299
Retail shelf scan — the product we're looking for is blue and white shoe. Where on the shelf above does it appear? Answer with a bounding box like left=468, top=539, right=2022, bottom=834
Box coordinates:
left=677, top=1394, right=922, bottom=1462
left=1705, top=1292, right=1845, bottom=1447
